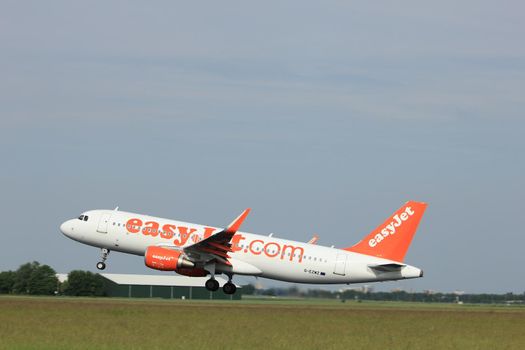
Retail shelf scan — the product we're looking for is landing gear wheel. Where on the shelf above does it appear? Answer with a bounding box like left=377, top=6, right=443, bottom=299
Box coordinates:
left=205, top=278, right=219, bottom=292
left=223, top=282, right=237, bottom=295
left=97, top=248, right=110, bottom=270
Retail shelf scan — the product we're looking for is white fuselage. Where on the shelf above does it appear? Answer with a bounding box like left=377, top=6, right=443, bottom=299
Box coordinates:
left=60, top=209, right=423, bottom=284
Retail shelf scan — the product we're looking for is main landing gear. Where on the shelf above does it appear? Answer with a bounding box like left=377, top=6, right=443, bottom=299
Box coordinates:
left=96, top=248, right=110, bottom=270
left=203, top=263, right=236, bottom=295
left=204, top=276, right=237, bottom=295
left=223, top=281, right=236, bottom=295
left=205, top=278, right=219, bottom=292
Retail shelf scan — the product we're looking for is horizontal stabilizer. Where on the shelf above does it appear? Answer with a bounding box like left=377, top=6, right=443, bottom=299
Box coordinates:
left=368, top=263, right=405, bottom=273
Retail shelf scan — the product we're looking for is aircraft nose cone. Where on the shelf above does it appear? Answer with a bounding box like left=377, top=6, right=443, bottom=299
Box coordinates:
left=60, top=220, right=72, bottom=237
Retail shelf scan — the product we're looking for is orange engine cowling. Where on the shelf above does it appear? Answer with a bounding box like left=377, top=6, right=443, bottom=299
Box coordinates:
left=144, top=246, right=195, bottom=271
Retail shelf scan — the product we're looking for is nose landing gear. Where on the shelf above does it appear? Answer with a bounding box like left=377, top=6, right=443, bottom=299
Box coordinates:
left=96, top=248, right=110, bottom=270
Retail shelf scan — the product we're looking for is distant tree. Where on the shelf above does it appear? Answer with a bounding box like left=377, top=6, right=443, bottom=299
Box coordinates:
left=287, top=285, right=301, bottom=297
left=241, top=283, right=256, bottom=295
left=12, top=261, right=58, bottom=295
left=64, top=270, right=105, bottom=296
left=28, top=264, right=58, bottom=295
left=13, top=262, right=36, bottom=294
left=0, top=271, right=16, bottom=294
left=262, top=288, right=277, bottom=296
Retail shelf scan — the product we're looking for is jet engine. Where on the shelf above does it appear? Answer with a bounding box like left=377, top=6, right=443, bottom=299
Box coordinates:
left=144, top=246, right=195, bottom=271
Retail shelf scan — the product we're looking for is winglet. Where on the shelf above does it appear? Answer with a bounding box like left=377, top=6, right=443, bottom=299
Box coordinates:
left=307, top=234, right=319, bottom=245
left=224, top=208, right=251, bottom=234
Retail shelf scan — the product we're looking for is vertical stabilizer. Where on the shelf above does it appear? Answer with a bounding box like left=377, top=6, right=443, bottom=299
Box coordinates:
left=344, top=201, right=427, bottom=262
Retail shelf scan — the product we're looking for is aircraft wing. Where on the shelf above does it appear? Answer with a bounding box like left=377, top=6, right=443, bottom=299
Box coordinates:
left=183, top=208, right=251, bottom=266
left=368, top=263, right=406, bottom=273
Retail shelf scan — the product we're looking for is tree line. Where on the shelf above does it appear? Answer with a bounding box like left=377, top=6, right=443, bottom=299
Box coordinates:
left=242, top=284, right=525, bottom=304
left=0, top=261, right=106, bottom=296
left=2, top=262, right=523, bottom=303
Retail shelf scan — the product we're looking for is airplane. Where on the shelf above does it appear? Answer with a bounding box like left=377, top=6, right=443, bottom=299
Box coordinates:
left=60, top=201, right=427, bottom=295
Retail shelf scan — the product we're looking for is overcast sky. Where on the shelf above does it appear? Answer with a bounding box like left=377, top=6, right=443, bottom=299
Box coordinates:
left=0, top=1, right=523, bottom=293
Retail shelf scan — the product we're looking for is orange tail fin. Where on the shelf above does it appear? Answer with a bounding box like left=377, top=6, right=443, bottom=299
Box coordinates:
left=344, top=201, right=427, bottom=262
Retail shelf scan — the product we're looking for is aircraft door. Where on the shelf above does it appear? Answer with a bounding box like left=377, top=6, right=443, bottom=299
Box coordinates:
left=96, top=213, right=111, bottom=233
left=333, top=253, right=347, bottom=276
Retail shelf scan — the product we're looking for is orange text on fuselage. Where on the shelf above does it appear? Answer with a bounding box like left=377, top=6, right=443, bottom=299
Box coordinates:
left=125, top=218, right=304, bottom=263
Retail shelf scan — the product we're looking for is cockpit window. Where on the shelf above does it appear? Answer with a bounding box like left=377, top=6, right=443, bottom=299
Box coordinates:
left=83, top=216, right=89, bottom=221
left=78, top=215, right=84, bottom=220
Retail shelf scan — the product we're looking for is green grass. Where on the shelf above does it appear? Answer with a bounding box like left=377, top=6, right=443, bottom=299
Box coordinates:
left=1, top=296, right=524, bottom=349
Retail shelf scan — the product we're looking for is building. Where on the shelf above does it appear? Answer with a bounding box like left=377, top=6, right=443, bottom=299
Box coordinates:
left=57, top=273, right=242, bottom=300
left=100, top=273, right=241, bottom=300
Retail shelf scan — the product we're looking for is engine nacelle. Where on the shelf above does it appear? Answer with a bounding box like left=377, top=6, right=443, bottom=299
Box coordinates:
left=144, top=246, right=195, bottom=271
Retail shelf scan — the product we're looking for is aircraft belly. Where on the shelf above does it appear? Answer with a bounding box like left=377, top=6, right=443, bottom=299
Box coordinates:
left=239, top=255, right=348, bottom=284
left=217, top=258, right=262, bottom=276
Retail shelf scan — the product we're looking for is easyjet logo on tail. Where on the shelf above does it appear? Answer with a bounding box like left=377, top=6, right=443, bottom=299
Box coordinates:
left=345, top=201, right=427, bottom=262
left=368, top=206, right=415, bottom=248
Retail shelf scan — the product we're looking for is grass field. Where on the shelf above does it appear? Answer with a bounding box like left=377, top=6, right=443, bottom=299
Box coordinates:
left=1, top=296, right=524, bottom=349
